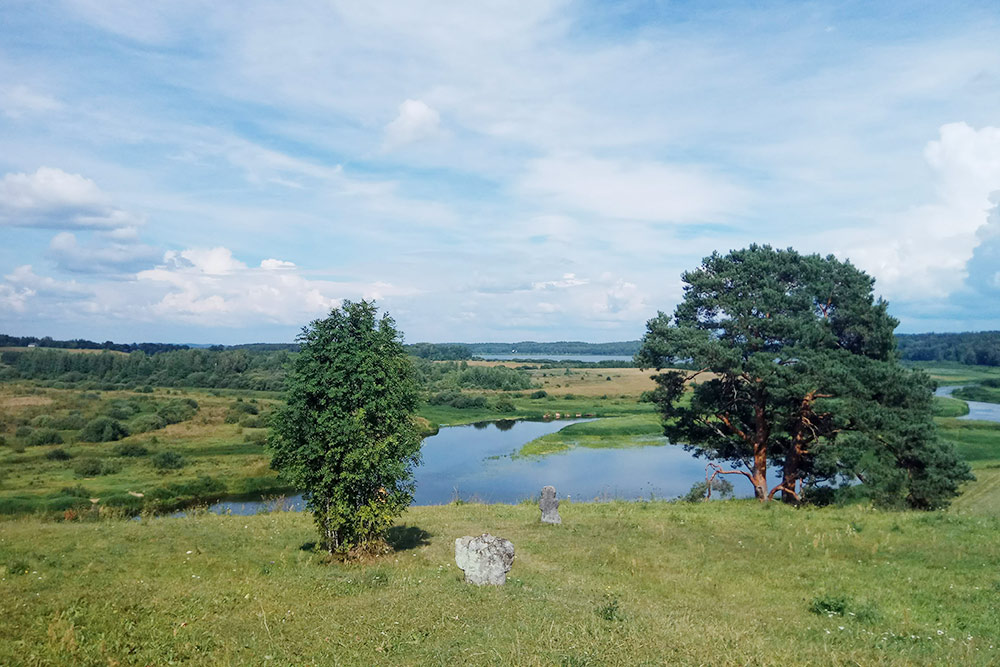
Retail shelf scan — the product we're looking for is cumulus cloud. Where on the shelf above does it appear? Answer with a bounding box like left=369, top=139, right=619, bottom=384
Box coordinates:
left=0, top=167, right=141, bottom=231
left=832, top=123, right=1000, bottom=301
left=135, top=247, right=416, bottom=326
left=0, top=264, right=91, bottom=312
left=383, top=99, right=442, bottom=149
left=519, top=154, right=747, bottom=223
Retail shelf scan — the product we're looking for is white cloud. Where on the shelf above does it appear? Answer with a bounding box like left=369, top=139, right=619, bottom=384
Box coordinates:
left=260, top=258, right=296, bottom=270
left=1, top=85, right=62, bottom=118
left=519, top=154, right=746, bottom=223
left=163, top=247, right=247, bottom=275
left=830, top=123, right=1000, bottom=301
left=134, top=247, right=418, bottom=326
left=48, top=232, right=160, bottom=274
left=383, top=99, right=442, bottom=149
left=1, top=265, right=89, bottom=312
left=0, top=167, right=142, bottom=231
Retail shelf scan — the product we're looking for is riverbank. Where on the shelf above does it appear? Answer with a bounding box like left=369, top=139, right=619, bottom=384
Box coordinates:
left=2, top=500, right=997, bottom=665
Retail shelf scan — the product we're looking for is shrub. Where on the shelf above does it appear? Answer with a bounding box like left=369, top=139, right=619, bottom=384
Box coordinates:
left=45, top=448, right=72, bottom=461
left=15, top=425, right=32, bottom=439
left=681, top=477, right=734, bottom=502
left=73, top=458, right=120, bottom=477
left=79, top=416, right=129, bottom=442
left=809, top=594, right=850, bottom=616
left=529, top=390, right=548, bottom=399
left=238, top=414, right=268, bottom=428
left=151, top=451, right=186, bottom=470
left=27, top=428, right=63, bottom=447
left=493, top=396, right=516, bottom=413
left=106, top=400, right=141, bottom=420
left=225, top=400, right=259, bottom=423
left=113, top=443, right=149, bottom=457
left=129, top=413, right=167, bottom=434
left=157, top=399, right=198, bottom=425
left=60, top=484, right=93, bottom=497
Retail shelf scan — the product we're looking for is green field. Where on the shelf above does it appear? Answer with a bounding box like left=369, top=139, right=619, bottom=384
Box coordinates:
left=2, top=501, right=998, bottom=665
left=1, top=362, right=1000, bottom=664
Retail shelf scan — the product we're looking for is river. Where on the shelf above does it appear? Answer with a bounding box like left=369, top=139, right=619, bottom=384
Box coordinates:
left=933, top=385, right=1000, bottom=422
left=187, top=387, right=998, bottom=516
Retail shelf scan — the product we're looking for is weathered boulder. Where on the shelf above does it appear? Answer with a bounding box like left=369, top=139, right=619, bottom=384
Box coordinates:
left=455, top=533, right=515, bottom=585
left=540, top=485, right=561, bottom=524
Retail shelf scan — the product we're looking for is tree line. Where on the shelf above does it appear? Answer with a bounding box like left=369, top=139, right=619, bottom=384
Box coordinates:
left=895, top=331, right=1000, bottom=366
left=0, top=334, right=189, bottom=355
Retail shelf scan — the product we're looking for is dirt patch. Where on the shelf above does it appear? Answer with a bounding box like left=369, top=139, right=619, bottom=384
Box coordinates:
left=1, top=395, right=54, bottom=408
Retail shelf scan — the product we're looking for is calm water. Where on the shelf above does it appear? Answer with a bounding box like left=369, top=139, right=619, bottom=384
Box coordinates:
left=934, top=386, right=1000, bottom=422
left=198, top=418, right=753, bottom=516
left=478, top=354, right=634, bottom=362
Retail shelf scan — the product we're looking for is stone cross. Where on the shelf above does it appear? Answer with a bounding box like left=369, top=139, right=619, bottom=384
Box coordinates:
left=455, top=533, right=515, bottom=586
left=540, top=485, right=561, bottom=524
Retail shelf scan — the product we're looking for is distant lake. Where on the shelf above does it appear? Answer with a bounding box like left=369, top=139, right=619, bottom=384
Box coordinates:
left=479, top=353, right=634, bottom=362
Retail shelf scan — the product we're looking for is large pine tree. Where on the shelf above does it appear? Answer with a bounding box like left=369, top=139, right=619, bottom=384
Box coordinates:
left=637, top=245, right=972, bottom=508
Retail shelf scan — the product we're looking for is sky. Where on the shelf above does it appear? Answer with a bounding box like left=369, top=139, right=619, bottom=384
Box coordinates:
left=1, top=1, right=999, bottom=344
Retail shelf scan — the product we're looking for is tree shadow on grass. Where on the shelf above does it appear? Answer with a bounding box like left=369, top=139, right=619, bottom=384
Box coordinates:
left=387, top=524, right=432, bottom=551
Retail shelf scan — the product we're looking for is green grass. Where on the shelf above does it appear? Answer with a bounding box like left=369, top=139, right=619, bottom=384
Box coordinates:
left=936, top=419, right=1000, bottom=464
left=0, top=384, right=285, bottom=515
left=907, top=361, right=1000, bottom=385
left=953, top=385, right=1000, bottom=404
left=932, top=396, right=970, bottom=418
left=1, top=501, right=998, bottom=665
left=518, top=414, right=665, bottom=457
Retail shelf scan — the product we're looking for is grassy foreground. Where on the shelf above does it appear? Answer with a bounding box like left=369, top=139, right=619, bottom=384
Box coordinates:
left=2, top=501, right=999, bottom=666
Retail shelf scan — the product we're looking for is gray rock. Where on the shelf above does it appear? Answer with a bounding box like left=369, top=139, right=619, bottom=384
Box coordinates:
left=455, top=533, right=515, bottom=585
left=540, top=485, right=561, bottom=524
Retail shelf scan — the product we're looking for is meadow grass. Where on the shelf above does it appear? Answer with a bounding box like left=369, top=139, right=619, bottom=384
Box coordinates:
left=517, top=413, right=664, bottom=457
left=908, top=361, right=1000, bottom=385
left=1, top=501, right=998, bottom=665
left=953, top=385, right=1000, bottom=404
left=933, top=396, right=970, bottom=418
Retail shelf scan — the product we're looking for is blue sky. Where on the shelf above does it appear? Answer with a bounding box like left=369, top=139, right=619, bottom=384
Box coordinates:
left=1, top=1, right=999, bottom=344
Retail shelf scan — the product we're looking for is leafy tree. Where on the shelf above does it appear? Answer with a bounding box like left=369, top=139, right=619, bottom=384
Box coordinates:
left=637, top=245, right=971, bottom=508
left=268, top=300, right=423, bottom=555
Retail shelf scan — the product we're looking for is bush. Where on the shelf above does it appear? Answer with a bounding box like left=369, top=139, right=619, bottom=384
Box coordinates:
left=529, top=390, right=548, bottom=399
left=129, top=413, right=167, bottom=434
left=493, top=396, right=516, bottom=413
left=27, top=428, right=63, bottom=447
left=113, top=442, right=149, bottom=457
left=151, top=451, right=186, bottom=470
left=681, top=477, right=735, bottom=502
left=15, top=425, right=32, bottom=439
left=238, top=414, right=268, bottom=428
left=45, top=448, right=72, bottom=461
left=106, top=400, right=141, bottom=421
left=809, top=594, right=850, bottom=616
left=157, top=399, right=198, bottom=425
left=73, top=458, right=121, bottom=477
left=79, top=416, right=129, bottom=442
left=224, top=400, right=259, bottom=424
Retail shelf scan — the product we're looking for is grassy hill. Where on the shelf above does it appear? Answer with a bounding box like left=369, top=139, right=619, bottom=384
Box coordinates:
left=2, top=501, right=998, bottom=665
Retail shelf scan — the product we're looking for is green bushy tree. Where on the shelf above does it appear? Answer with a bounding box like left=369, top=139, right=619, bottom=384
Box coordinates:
left=637, top=245, right=972, bottom=509
left=268, top=300, right=422, bottom=555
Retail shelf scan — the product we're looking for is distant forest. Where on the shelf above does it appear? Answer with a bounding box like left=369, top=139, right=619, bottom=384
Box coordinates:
left=1, top=331, right=997, bottom=390
left=895, top=331, right=1000, bottom=366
